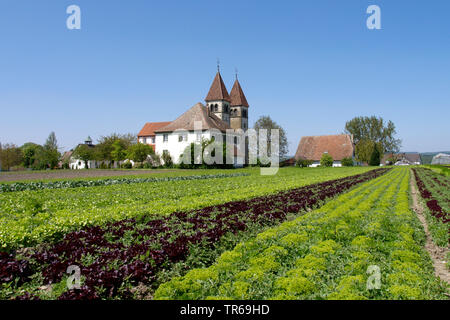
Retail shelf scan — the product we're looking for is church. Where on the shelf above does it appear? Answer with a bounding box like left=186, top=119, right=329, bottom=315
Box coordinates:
left=138, top=71, right=250, bottom=167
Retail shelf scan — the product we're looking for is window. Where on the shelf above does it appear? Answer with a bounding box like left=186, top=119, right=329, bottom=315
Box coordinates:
left=234, top=136, right=238, bottom=145
left=151, top=137, right=155, bottom=144
left=163, top=134, right=168, bottom=142
left=196, top=132, right=202, bottom=142
left=243, top=110, right=247, bottom=117
left=214, top=104, right=218, bottom=112
left=178, top=134, right=187, bottom=142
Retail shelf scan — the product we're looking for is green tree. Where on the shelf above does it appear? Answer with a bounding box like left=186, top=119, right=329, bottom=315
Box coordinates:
left=42, top=132, right=60, bottom=169
left=253, top=116, right=289, bottom=159
left=355, top=139, right=383, bottom=164
left=111, top=140, right=127, bottom=167
left=20, top=142, right=43, bottom=168
left=0, top=143, right=23, bottom=170
left=320, top=153, right=333, bottom=167
left=162, top=150, right=173, bottom=168
left=369, top=146, right=381, bottom=166
left=127, top=143, right=154, bottom=163
left=73, top=144, right=95, bottom=169
left=344, top=116, right=401, bottom=157
left=97, top=133, right=136, bottom=167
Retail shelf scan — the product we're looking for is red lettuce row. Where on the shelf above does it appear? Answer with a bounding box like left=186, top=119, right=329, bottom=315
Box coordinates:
left=412, top=168, right=449, bottom=223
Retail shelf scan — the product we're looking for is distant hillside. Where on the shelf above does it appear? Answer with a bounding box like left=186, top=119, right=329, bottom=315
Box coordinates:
left=420, top=151, right=450, bottom=164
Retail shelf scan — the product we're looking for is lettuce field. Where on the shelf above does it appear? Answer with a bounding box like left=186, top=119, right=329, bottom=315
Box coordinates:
left=0, top=167, right=448, bottom=300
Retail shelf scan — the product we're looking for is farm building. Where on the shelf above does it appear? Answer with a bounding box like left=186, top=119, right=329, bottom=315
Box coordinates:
left=431, top=153, right=450, bottom=165
left=294, top=134, right=355, bottom=167
left=381, top=153, right=421, bottom=166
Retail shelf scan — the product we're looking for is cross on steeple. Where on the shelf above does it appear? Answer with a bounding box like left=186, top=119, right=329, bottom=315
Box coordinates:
left=217, top=58, right=220, bottom=72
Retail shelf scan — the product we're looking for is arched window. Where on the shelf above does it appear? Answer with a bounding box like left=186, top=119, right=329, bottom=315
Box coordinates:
left=214, top=104, right=218, bottom=112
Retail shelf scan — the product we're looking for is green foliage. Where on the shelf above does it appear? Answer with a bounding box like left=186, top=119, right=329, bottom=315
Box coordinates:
left=42, top=132, right=60, bottom=169
left=341, top=157, right=354, bottom=167
left=179, top=139, right=234, bottom=169
left=72, top=144, right=95, bottom=169
left=355, top=140, right=383, bottom=164
left=20, top=143, right=43, bottom=168
left=127, top=143, right=154, bottom=163
left=162, top=150, right=173, bottom=168
left=369, top=146, right=381, bottom=166
left=344, top=116, right=401, bottom=154
left=121, top=161, right=133, bottom=169
left=320, top=153, right=333, bottom=167
left=296, top=158, right=313, bottom=168
left=253, top=115, right=289, bottom=158
left=0, top=143, right=23, bottom=171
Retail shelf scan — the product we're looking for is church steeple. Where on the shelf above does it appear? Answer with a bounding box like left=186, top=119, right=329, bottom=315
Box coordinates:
left=229, top=79, right=249, bottom=130
left=205, top=72, right=231, bottom=124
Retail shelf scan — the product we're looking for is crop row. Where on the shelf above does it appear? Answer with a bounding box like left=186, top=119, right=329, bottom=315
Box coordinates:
left=412, top=168, right=449, bottom=246
left=155, top=168, right=447, bottom=300
left=0, top=167, right=375, bottom=250
left=0, top=173, right=251, bottom=193
left=0, top=168, right=389, bottom=299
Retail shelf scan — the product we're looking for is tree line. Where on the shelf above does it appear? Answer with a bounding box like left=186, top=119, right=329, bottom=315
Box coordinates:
left=0, top=132, right=60, bottom=171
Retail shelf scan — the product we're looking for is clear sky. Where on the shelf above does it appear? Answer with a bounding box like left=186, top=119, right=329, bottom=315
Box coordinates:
left=0, top=0, right=449, bottom=154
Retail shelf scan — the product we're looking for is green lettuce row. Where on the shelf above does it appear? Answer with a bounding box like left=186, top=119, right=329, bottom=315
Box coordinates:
left=154, top=168, right=448, bottom=300
left=0, top=173, right=250, bottom=193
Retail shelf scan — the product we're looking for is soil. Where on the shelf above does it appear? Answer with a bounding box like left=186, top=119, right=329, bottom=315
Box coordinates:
left=409, top=169, right=449, bottom=286
left=0, top=169, right=181, bottom=182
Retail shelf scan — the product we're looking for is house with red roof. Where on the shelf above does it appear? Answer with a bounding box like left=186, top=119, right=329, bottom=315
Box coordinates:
left=294, top=134, right=355, bottom=167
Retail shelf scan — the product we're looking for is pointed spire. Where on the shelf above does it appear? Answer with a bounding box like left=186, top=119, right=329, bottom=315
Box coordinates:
left=205, top=72, right=231, bottom=102
left=230, top=79, right=249, bottom=107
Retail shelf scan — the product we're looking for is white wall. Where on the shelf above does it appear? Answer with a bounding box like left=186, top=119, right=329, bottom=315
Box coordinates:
left=155, top=131, right=212, bottom=164
left=308, top=161, right=343, bottom=168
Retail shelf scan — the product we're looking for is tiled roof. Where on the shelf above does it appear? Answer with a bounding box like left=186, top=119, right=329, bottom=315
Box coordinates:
left=382, top=153, right=421, bottom=164
left=138, top=122, right=172, bottom=137
left=205, top=72, right=231, bottom=102
left=230, top=79, right=249, bottom=107
left=155, top=102, right=231, bottom=133
left=295, top=134, right=354, bottom=161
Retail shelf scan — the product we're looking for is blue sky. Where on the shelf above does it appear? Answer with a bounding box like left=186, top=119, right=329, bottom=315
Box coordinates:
left=0, top=0, right=449, bottom=153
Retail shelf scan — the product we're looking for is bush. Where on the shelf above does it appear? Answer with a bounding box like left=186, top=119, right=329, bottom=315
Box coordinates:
left=369, top=147, right=381, bottom=166
left=296, top=159, right=313, bottom=168
left=341, top=157, right=354, bottom=167
left=320, top=153, right=333, bottom=167
left=162, top=151, right=173, bottom=168
left=121, top=161, right=132, bottom=169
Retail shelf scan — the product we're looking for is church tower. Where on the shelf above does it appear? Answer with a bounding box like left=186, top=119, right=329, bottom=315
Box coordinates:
left=229, top=78, right=249, bottom=130
left=205, top=71, right=231, bottom=125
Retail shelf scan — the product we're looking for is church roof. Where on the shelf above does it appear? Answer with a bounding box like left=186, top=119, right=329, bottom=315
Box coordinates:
left=205, top=72, right=231, bottom=102
left=295, top=134, right=354, bottom=161
left=230, top=79, right=249, bottom=107
left=155, top=103, right=231, bottom=133
left=138, top=121, right=172, bottom=137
